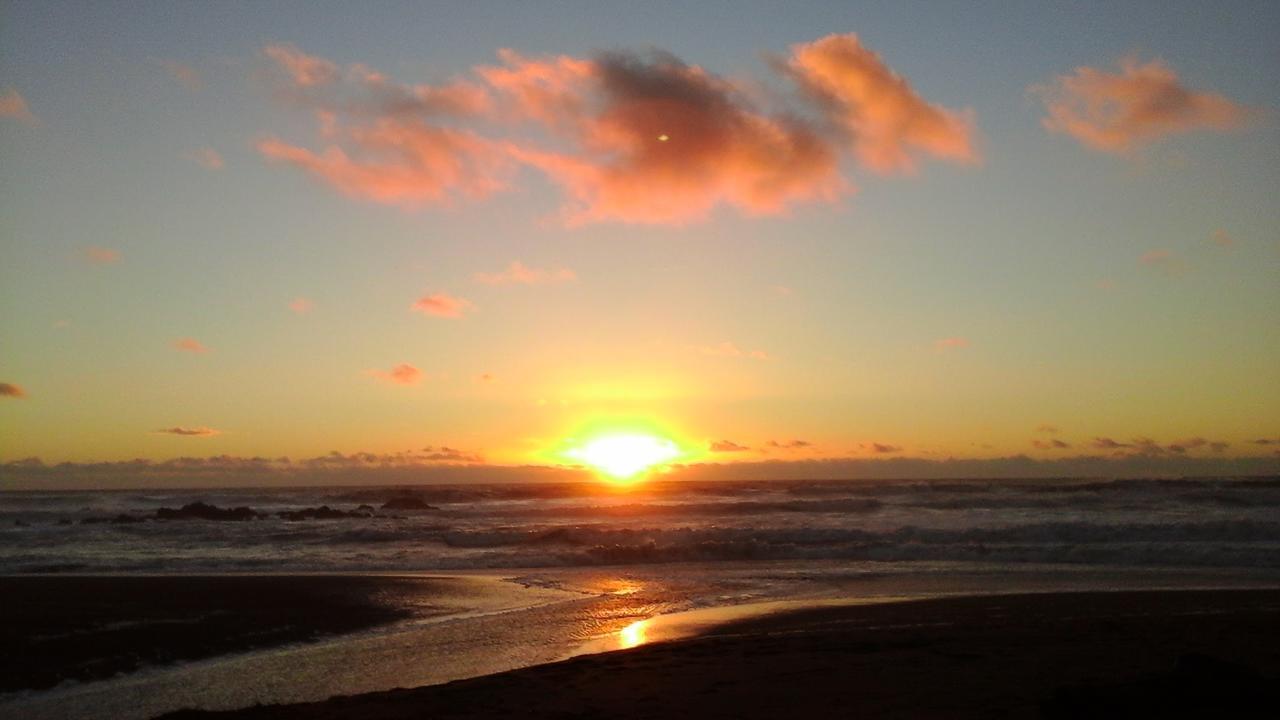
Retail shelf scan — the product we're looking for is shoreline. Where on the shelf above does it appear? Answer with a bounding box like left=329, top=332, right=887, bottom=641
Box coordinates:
left=163, top=588, right=1280, bottom=719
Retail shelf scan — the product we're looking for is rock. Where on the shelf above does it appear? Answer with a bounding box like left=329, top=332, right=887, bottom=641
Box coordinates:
left=110, top=514, right=146, bottom=524
left=155, top=502, right=259, bottom=521
left=356, top=504, right=376, bottom=513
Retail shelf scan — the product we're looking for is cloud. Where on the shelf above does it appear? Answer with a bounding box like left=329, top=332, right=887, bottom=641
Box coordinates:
left=692, top=341, right=769, bottom=359
left=477, top=373, right=495, bottom=383
left=1034, top=56, right=1251, bottom=154
left=1139, top=248, right=1187, bottom=276
left=1035, top=424, right=1060, bottom=434
left=258, top=44, right=508, bottom=208
left=81, top=246, right=121, bottom=264
left=934, top=337, right=969, bottom=351
left=483, top=48, right=846, bottom=225
left=1092, top=437, right=1131, bottom=450
left=0, top=88, right=38, bottom=125
left=289, top=297, right=314, bottom=314
left=1209, top=229, right=1234, bottom=248
left=185, top=147, right=224, bottom=170
left=474, top=261, right=576, bottom=286
left=785, top=33, right=978, bottom=173
left=709, top=440, right=751, bottom=452
left=369, top=363, right=423, bottom=385
left=411, top=292, right=473, bottom=318
left=0, top=382, right=26, bottom=398
left=156, top=426, right=220, bottom=437
left=767, top=439, right=813, bottom=450
left=173, top=338, right=209, bottom=353
left=870, top=443, right=902, bottom=454
left=1032, top=439, right=1071, bottom=450
left=152, top=58, right=201, bottom=90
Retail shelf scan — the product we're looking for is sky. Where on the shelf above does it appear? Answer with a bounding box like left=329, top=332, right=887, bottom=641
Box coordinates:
left=2, top=1, right=1279, bottom=487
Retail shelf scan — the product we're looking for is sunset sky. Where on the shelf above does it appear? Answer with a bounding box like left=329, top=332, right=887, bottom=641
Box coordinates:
left=2, top=1, right=1278, bottom=486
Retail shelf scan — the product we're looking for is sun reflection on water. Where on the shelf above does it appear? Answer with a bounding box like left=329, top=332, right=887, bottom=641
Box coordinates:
left=618, top=619, right=649, bottom=649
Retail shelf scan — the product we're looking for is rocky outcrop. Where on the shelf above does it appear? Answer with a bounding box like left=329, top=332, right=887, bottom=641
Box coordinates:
left=155, top=502, right=260, bottom=521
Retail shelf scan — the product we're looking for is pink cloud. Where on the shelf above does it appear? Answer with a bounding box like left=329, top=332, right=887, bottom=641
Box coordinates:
left=289, top=297, right=314, bottom=314
left=369, top=363, right=423, bottom=386
left=934, top=337, right=969, bottom=351
left=81, top=246, right=121, bottom=265
left=1139, top=249, right=1187, bottom=276
left=156, top=426, right=220, bottom=437
left=258, top=44, right=507, bottom=208
left=152, top=58, right=201, bottom=90
left=173, top=338, right=209, bottom=353
left=786, top=33, right=978, bottom=173
left=710, top=440, right=750, bottom=452
left=483, top=49, right=846, bottom=225
left=411, top=292, right=473, bottom=318
left=474, top=261, right=576, bottom=286
left=185, top=147, right=224, bottom=170
left=0, top=88, right=37, bottom=125
left=0, top=382, right=26, bottom=398
left=1035, top=56, right=1251, bottom=153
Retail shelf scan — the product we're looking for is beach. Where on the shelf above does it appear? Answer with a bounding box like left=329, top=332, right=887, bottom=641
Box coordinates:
left=161, top=588, right=1280, bottom=719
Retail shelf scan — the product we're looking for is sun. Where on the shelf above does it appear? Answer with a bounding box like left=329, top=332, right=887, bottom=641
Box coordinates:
left=565, top=432, right=682, bottom=482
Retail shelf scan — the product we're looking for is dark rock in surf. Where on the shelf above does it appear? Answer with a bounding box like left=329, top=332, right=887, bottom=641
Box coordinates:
left=155, top=502, right=260, bottom=521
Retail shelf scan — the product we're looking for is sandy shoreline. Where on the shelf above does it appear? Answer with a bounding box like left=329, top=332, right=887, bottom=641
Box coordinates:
left=160, top=588, right=1280, bottom=719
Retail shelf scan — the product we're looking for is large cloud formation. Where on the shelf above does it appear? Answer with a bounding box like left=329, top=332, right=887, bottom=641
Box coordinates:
left=257, top=36, right=977, bottom=224
left=1034, top=56, right=1250, bottom=153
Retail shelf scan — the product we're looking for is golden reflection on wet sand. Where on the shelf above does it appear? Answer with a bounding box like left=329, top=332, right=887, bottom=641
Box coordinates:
left=618, top=619, right=649, bottom=649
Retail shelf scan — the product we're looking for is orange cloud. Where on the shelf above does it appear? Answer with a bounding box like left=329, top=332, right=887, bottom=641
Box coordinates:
left=870, top=443, right=902, bottom=454
left=474, top=261, right=576, bottom=285
left=289, top=297, right=314, bottom=314
left=81, top=246, right=121, bottom=264
left=483, top=49, right=846, bottom=225
left=185, top=147, right=224, bottom=170
left=1032, top=439, right=1071, bottom=450
left=152, top=58, right=201, bottom=90
left=786, top=33, right=978, bottom=174
left=767, top=439, right=813, bottom=450
left=258, top=44, right=507, bottom=208
left=1035, top=56, right=1250, bottom=153
left=173, top=338, right=209, bottom=353
left=709, top=440, right=750, bottom=452
left=1210, top=229, right=1234, bottom=248
left=1139, top=249, right=1187, bottom=276
left=411, top=292, right=473, bottom=318
left=934, top=337, right=969, bottom=351
left=369, top=363, right=423, bottom=385
left=0, top=382, right=26, bottom=398
left=156, top=426, right=220, bottom=437
left=0, top=88, right=37, bottom=125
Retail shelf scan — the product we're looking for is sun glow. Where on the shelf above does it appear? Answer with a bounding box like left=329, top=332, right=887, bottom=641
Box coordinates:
left=567, top=433, right=681, bottom=481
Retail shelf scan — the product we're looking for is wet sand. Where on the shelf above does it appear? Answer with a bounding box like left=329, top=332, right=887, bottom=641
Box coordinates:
left=162, top=589, right=1280, bottom=719
left=2, top=575, right=464, bottom=693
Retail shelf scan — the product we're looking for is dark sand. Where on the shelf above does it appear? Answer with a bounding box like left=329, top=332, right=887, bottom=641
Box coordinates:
left=163, top=589, right=1280, bottom=719
left=2, top=576, right=454, bottom=693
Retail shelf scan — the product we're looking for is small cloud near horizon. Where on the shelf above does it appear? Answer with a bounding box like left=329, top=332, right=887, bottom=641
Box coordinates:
left=152, top=58, right=202, bottom=90
left=1035, top=424, right=1060, bottom=434
left=369, top=363, right=423, bottom=385
left=81, top=246, right=121, bottom=264
left=173, top=338, right=210, bottom=353
left=0, top=382, right=27, bottom=398
left=870, top=443, right=902, bottom=454
left=1139, top=249, right=1188, bottom=276
left=185, top=147, right=224, bottom=170
left=934, top=337, right=969, bottom=351
left=1032, top=439, right=1072, bottom=450
left=155, top=426, right=220, bottom=437
left=289, top=297, right=314, bottom=314
left=1034, top=56, right=1251, bottom=154
left=0, top=88, right=38, bottom=125
left=767, top=439, right=813, bottom=450
left=1209, top=229, right=1234, bottom=248
left=710, top=440, right=751, bottom=452
left=411, top=292, right=474, bottom=318
left=474, top=261, right=576, bottom=286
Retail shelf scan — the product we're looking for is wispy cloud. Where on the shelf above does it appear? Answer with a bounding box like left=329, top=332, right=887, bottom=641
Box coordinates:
left=368, top=363, right=423, bottom=385
left=288, top=297, right=314, bottom=314
left=1034, top=56, right=1251, bottom=153
left=767, top=439, right=813, bottom=450
left=152, top=58, right=202, bottom=90
left=155, top=426, right=220, bottom=437
left=1032, top=439, right=1071, bottom=450
left=709, top=439, right=751, bottom=452
left=173, top=338, right=210, bottom=353
left=1035, top=424, right=1060, bottom=434
left=785, top=33, right=978, bottom=173
left=411, top=292, right=474, bottom=318
left=1139, top=249, right=1188, bottom=276
left=184, top=147, right=224, bottom=170
left=0, top=382, right=26, bottom=398
left=81, top=246, right=121, bottom=264
left=870, top=442, right=902, bottom=453
left=934, top=337, right=969, bottom=351
left=1209, top=229, right=1234, bottom=248
left=0, top=88, right=38, bottom=125
left=474, top=261, right=576, bottom=286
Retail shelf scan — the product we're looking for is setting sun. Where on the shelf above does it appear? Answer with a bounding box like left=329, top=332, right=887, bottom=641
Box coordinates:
left=566, top=433, right=681, bottom=481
